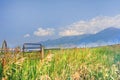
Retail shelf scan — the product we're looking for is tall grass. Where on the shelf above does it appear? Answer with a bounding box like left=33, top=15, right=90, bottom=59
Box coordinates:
left=0, top=46, right=120, bottom=80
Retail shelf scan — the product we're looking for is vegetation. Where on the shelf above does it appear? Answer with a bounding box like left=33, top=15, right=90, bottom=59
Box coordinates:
left=0, top=45, right=120, bottom=80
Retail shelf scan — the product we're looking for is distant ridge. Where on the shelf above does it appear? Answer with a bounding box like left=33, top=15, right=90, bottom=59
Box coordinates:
left=40, top=27, right=120, bottom=48
left=79, top=27, right=120, bottom=43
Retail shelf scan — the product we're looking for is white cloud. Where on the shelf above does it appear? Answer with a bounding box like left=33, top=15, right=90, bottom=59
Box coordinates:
left=24, top=34, right=30, bottom=38
left=59, top=15, right=120, bottom=36
left=34, top=27, right=54, bottom=37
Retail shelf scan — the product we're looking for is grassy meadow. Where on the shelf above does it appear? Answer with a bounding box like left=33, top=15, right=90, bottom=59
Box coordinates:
left=0, top=45, right=120, bottom=80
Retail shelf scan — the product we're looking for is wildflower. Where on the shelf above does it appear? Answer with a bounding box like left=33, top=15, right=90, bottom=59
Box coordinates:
left=72, top=72, right=80, bottom=80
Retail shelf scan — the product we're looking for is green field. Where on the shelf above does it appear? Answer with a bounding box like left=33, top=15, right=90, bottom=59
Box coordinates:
left=0, top=45, right=120, bottom=80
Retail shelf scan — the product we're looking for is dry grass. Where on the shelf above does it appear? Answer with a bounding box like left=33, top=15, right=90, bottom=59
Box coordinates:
left=0, top=46, right=120, bottom=80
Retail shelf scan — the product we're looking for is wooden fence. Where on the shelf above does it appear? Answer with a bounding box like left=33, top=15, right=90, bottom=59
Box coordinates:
left=22, top=43, right=44, bottom=59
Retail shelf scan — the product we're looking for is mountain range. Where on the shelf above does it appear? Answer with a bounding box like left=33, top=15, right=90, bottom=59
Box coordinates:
left=40, top=27, right=120, bottom=48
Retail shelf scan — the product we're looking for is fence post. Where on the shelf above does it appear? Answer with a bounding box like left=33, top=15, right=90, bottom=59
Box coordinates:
left=22, top=45, right=25, bottom=56
left=41, top=46, right=44, bottom=60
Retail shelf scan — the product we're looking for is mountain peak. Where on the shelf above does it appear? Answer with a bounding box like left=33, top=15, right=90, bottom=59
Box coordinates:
left=97, top=27, right=120, bottom=35
left=103, top=27, right=120, bottom=31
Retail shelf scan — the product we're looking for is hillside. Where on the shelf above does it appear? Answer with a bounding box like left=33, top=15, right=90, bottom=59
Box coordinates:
left=41, top=27, right=120, bottom=48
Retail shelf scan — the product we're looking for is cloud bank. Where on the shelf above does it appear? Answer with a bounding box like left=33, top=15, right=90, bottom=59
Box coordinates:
left=59, top=15, right=120, bottom=36
left=33, top=15, right=120, bottom=37
left=24, top=34, right=30, bottom=38
left=34, top=28, right=54, bottom=37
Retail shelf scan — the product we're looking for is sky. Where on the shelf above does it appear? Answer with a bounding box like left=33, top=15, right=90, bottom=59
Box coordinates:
left=1, top=0, right=120, bottom=47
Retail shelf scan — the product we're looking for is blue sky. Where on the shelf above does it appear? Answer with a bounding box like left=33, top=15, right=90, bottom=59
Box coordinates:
left=1, top=0, right=120, bottom=47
